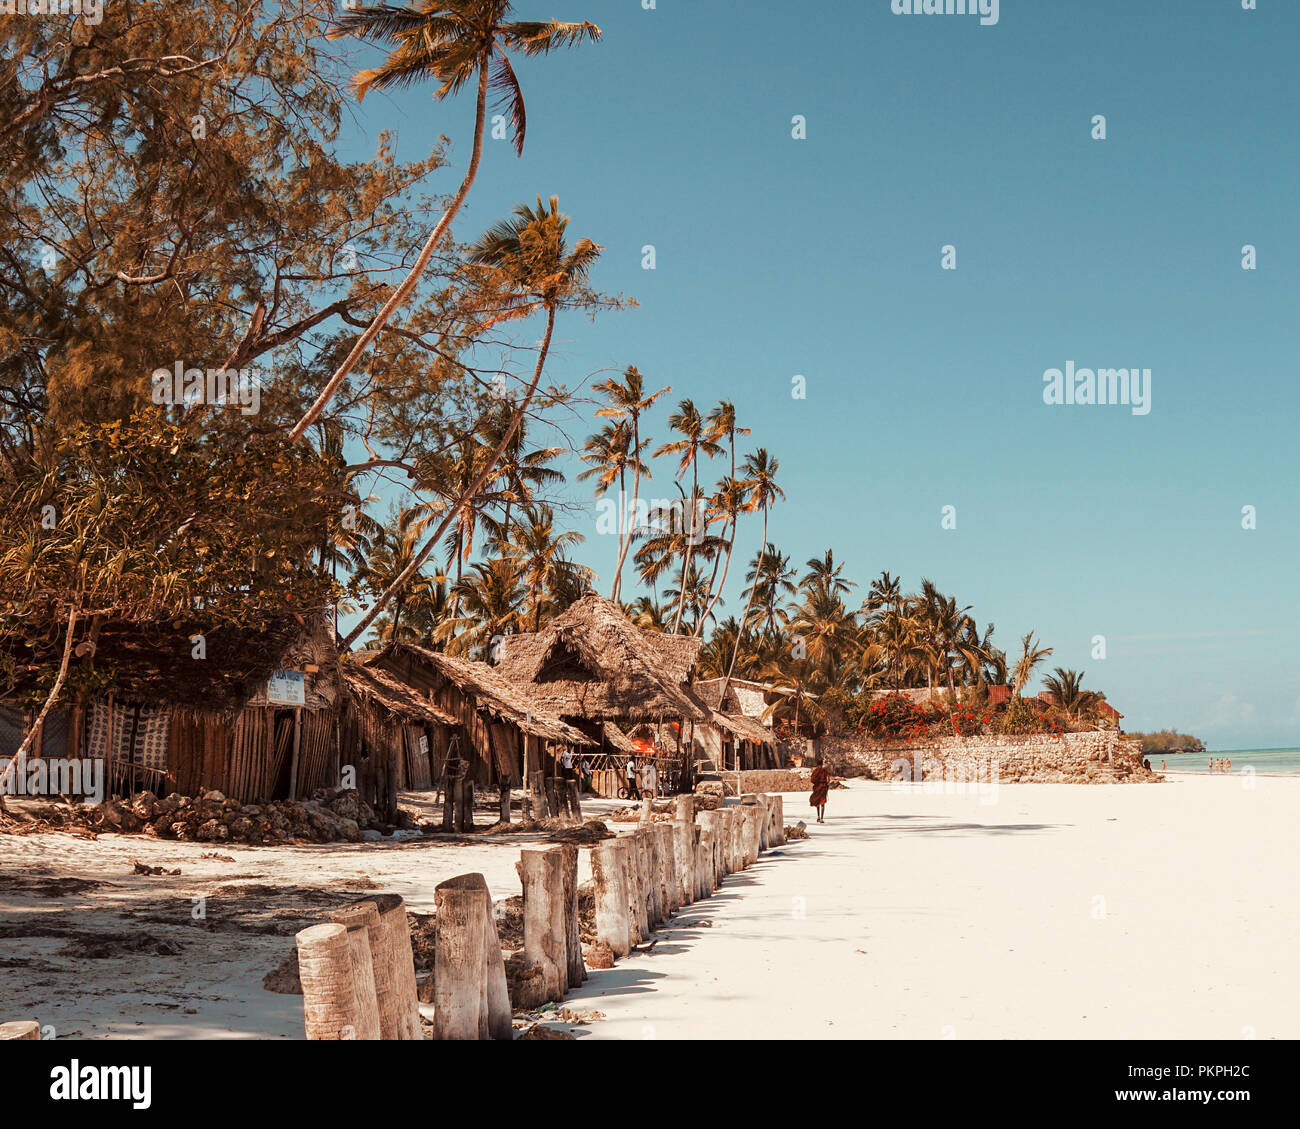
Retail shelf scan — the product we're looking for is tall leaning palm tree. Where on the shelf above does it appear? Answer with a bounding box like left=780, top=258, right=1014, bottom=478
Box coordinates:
left=655, top=400, right=722, bottom=632
left=344, top=197, right=601, bottom=646
left=721, top=448, right=783, bottom=694
left=291, top=2, right=601, bottom=441
left=593, top=365, right=669, bottom=602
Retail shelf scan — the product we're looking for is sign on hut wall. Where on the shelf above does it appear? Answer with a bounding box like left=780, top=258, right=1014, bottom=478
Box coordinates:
left=266, top=670, right=305, bottom=706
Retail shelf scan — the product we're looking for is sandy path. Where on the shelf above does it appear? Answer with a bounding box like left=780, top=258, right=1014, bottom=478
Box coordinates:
left=560, top=774, right=1300, bottom=1040
left=0, top=795, right=628, bottom=1039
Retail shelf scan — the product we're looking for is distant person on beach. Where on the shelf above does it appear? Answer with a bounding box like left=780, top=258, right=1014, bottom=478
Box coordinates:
left=1208, top=758, right=1214, bottom=773
left=578, top=755, right=593, bottom=793
left=1226, top=758, right=1231, bottom=774
left=1143, top=759, right=1151, bottom=772
left=1161, top=760, right=1167, bottom=772
left=809, top=761, right=830, bottom=823
left=642, top=760, right=659, bottom=799
left=625, top=757, right=641, bottom=800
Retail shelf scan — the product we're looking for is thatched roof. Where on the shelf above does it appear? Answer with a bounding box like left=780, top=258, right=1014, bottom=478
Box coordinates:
left=495, top=594, right=708, bottom=722
left=371, top=643, right=594, bottom=747
left=601, top=721, right=638, bottom=754
left=341, top=664, right=456, bottom=727
left=708, top=710, right=777, bottom=747
left=3, top=613, right=335, bottom=715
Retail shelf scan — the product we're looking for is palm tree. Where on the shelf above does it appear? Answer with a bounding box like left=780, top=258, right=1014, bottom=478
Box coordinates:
left=292, top=3, right=600, bottom=440
left=744, top=543, right=796, bottom=636
left=694, top=474, right=749, bottom=636
left=663, top=562, right=713, bottom=635
left=343, top=197, right=600, bottom=646
left=801, top=550, right=856, bottom=601
left=1012, top=632, right=1054, bottom=698
left=695, top=402, right=748, bottom=624
left=436, top=558, right=527, bottom=658
left=592, top=365, right=669, bottom=602
left=505, top=503, right=586, bottom=630
left=721, top=449, right=783, bottom=692
left=654, top=400, right=722, bottom=632
left=1042, top=667, right=1100, bottom=717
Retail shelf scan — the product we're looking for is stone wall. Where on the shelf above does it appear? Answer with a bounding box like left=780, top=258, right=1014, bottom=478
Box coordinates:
left=819, top=730, right=1159, bottom=784
left=721, top=768, right=814, bottom=795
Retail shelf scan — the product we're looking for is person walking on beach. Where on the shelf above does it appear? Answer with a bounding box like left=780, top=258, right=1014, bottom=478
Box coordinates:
left=1225, top=758, right=1231, bottom=774
left=1161, top=760, right=1167, bottom=772
left=625, top=757, right=641, bottom=800
left=1208, top=758, right=1215, bottom=773
left=809, top=761, right=830, bottom=823
left=642, top=760, right=658, bottom=800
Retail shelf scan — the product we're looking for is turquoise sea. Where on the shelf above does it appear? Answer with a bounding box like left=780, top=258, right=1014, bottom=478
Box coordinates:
left=1155, top=748, right=1300, bottom=775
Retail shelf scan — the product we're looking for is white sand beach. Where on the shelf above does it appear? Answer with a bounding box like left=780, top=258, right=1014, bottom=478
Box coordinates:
left=3, top=774, right=1296, bottom=1040
left=561, top=773, right=1300, bottom=1040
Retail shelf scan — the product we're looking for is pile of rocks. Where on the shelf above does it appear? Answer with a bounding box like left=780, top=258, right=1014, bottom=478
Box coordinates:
left=44, top=787, right=422, bottom=845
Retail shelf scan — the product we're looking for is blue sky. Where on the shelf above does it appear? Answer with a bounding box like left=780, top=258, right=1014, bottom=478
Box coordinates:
left=331, top=0, right=1300, bottom=749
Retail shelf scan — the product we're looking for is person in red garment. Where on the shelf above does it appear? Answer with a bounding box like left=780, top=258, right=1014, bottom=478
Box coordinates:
left=809, top=760, right=830, bottom=823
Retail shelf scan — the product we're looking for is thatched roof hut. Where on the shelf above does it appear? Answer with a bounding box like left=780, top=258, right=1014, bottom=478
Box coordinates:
left=495, top=594, right=710, bottom=723
left=1, top=615, right=438, bottom=819
left=365, top=642, right=593, bottom=789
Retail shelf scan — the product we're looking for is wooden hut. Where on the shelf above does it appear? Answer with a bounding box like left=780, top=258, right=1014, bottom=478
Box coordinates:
left=363, top=643, right=593, bottom=797
left=494, top=594, right=711, bottom=795
left=0, top=615, right=435, bottom=819
left=693, top=677, right=784, bottom=771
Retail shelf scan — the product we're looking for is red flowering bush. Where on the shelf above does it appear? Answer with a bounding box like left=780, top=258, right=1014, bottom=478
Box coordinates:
left=949, top=706, right=989, bottom=737
left=850, top=693, right=946, bottom=741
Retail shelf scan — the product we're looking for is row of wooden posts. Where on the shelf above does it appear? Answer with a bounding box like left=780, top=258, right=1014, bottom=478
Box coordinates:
left=291, top=792, right=785, bottom=1040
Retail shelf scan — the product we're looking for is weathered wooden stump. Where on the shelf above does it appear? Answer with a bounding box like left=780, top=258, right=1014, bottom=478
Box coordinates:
left=519, top=847, right=567, bottom=1003
left=675, top=795, right=694, bottom=823
left=728, top=806, right=746, bottom=871
left=771, top=794, right=784, bottom=844
left=640, top=796, right=653, bottom=823
left=559, top=843, right=585, bottom=988
left=433, top=872, right=512, bottom=1040
left=0, top=1021, right=39, bottom=1040
left=330, top=898, right=404, bottom=1040
left=369, top=894, right=421, bottom=1039
left=565, top=780, right=583, bottom=823
left=672, top=819, right=695, bottom=907
left=633, top=828, right=655, bottom=933
left=653, top=823, right=677, bottom=915
left=529, top=771, right=548, bottom=819
left=592, top=837, right=632, bottom=958
left=696, top=826, right=715, bottom=899
left=740, top=801, right=762, bottom=866
left=499, top=783, right=512, bottom=825
left=297, top=922, right=376, bottom=1040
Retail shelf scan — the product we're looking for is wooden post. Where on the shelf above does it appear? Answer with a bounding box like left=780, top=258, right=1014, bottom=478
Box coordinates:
left=654, top=823, right=677, bottom=915
left=456, top=776, right=474, bottom=832
left=329, top=900, right=392, bottom=1040
left=729, top=807, right=746, bottom=871
left=529, top=770, right=548, bottom=819
left=0, top=1022, right=39, bottom=1040
left=771, top=794, right=784, bottom=845
left=559, top=843, right=585, bottom=989
left=672, top=819, right=694, bottom=907
left=287, top=706, right=303, bottom=801
left=499, top=779, right=512, bottom=824
left=640, top=796, right=653, bottom=823
left=675, top=795, right=694, bottom=822
left=519, top=847, right=566, bottom=1002
left=433, top=873, right=511, bottom=1040
left=644, top=826, right=664, bottom=925
left=565, top=779, right=583, bottom=824
left=373, top=894, right=421, bottom=1039
left=630, top=830, right=652, bottom=938
left=592, top=838, right=632, bottom=958
left=297, top=923, right=370, bottom=1040
left=696, top=826, right=715, bottom=899
left=745, top=803, right=763, bottom=865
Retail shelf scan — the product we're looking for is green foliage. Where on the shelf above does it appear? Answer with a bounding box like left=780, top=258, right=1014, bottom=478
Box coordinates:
left=1129, top=730, right=1206, bottom=754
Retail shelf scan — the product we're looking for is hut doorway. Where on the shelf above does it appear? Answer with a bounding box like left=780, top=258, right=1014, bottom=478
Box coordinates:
left=270, top=709, right=297, bottom=798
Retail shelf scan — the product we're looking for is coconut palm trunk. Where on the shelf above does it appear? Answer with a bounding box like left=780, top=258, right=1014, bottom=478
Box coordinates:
left=342, top=306, right=556, bottom=648
left=721, top=503, right=768, bottom=697
left=0, top=603, right=79, bottom=813
left=289, top=67, right=490, bottom=443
